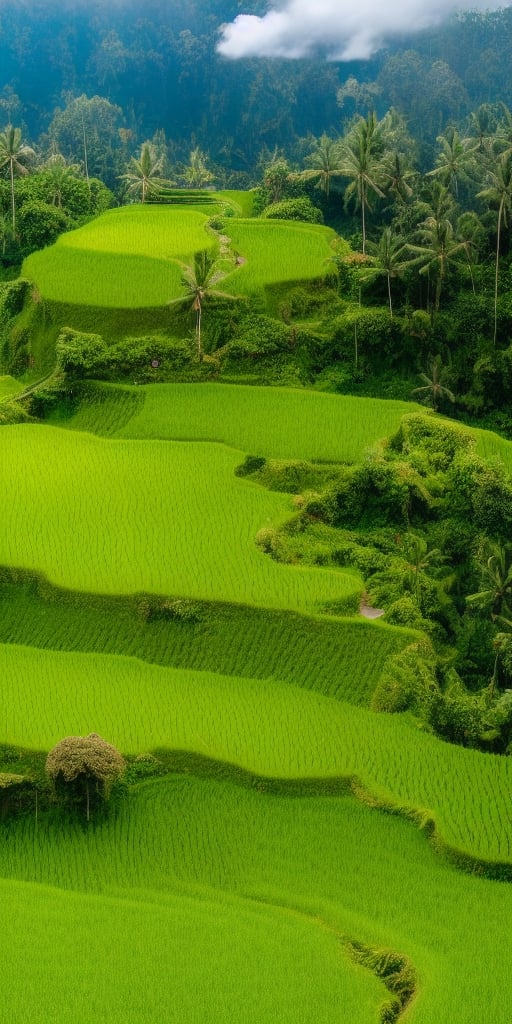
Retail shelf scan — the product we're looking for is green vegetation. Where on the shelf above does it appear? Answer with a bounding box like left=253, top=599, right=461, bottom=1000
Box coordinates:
left=63, top=382, right=418, bottom=463
left=3, top=180, right=512, bottom=1023
left=3, top=776, right=512, bottom=1023
left=2, top=642, right=512, bottom=863
left=0, top=424, right=361, bottom=611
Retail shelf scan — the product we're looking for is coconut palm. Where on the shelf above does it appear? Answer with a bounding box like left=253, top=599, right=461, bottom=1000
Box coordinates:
left=401, top=532, right=444, bottom=603
left=427, top=126, right=478, bottom=197
left=43, top=151, right=80, bottom=207
left=338, top=112, right=388, bottom=253
left=406, top=191, right=471, bottom=321
left=359, top=226, right=408, bottom=318
left=467, top=541, right=512, bottom=620
left=170, top=250, right=240, bottom=361
left=119, top=141, right=169, bottom=202
left=299, top=135, right=343, bottom=197
left=0, top=124, right=35, bottom=232
left=412, top=359, right=455, bottom=412
left=181, top=147, right=214, bottom=189
left=477, top=150, right=512, bottom=345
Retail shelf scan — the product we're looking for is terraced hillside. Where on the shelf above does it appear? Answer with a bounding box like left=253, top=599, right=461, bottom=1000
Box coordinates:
left=23, top=205, right=337, bottom=311
left=5, top=204, right=512, bottom=1022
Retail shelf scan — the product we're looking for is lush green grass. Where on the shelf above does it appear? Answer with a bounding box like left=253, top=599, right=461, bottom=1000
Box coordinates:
left=0, top=374, right=24, bottom=399
left=2, top=641, right=512, bottom=863
left=0, top=424, right=360, bottom=611
left=474, top=424, right=512, bottom=474
left=1, top=876, right=379, bottom=1024
left=221, top=218, right=337, bottom=294
left=3, top=775, right=512, bottom=1023
left=64, top=382, right=419, bottom=463
left=24, top=206, right=217, bottom=308
left=0, top=575, right=411, bottom=707
left=23, top=207, right=336, bottom=311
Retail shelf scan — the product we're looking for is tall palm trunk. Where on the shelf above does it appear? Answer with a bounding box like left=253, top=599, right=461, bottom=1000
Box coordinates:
left=494, top=199, right=504, bottom=346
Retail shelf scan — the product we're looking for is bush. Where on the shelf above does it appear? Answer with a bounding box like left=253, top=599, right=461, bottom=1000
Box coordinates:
left=228, top=315, right=290, bottom=360
left=46, top=733, right=125, bottom=820
left=18, top=200, right=69, bottom=253
left=261, top=197, right=323, bottom=223
left=56, top=327, right=109, bottom=378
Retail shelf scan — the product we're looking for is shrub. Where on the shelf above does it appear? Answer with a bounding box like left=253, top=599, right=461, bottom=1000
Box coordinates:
left=18, top=200, right=69, bottom=254
left=46, top=733, right=125, bottom=820
left=56, top=327, right=108, bottom=378
left=261, top=198, right=324, bottom=223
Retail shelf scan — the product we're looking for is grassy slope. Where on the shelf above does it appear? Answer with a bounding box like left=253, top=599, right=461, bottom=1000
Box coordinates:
left=0, top=424, right=361, bottom=611
left=0, top=577, right=411, bottom=707
left=2, top=776, right=512, bottom=1024
left=2, top=642, right=512, bottom=862
left=62, top=382, right=420, bottom=462
left=22, top=208, right=337, bottom=311
left=221, top=219, right=337, bottom=294
left=1, top=876, right=379, bottom=1024
left=23, top=206, right=217, bottom=308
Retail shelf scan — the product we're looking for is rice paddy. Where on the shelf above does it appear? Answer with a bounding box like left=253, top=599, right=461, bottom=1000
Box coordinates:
left=6, top=202, right=512, bottom=1023
left=63, top=381, right=419, bottom=463
left=2, top=641, right=512, bottom=863
left=0, top=423, right=361, bottom=611
left=3, top=775, right=512, bottom=1024
left=22, top=207, right=337, bottom=311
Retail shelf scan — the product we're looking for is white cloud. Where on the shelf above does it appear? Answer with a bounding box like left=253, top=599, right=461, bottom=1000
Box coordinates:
left=217, top=0, right=506, bottom=61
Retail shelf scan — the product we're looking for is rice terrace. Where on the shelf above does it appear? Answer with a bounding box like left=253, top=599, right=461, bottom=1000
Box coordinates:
left=2, top=186, right=512, bottom=1024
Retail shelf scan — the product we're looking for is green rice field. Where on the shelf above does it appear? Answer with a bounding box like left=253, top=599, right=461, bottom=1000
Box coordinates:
left=63, top=381, right=420, bottom=463
left=2, top=642, right=512, bottom=863
left=3, top=776, right=512, bottom=1024
left=6, top=200, right=512, bottom=1024
left=0, top=424, right=360, bottom=610
left=220, top=218, right=337, bottom=294
left=23, top=206, right=337, bottom=310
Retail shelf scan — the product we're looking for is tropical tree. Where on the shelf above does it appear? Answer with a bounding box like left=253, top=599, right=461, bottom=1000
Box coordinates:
left=170, top=250, right=240, bottom=361
left=0, top=124, right=35, bottom=232
left=299, top=134, right=343, bottom=197
left=477, top=151, right=512, bottom=345
left=338, top=112, right=388, bottom=253
left=401, top=532, right=444, bottom=603
left=46, top=733, right=125, bottom=822
left=359, top=226, right=408, bottom=318
left=119, top=141, right=169, bottom=202
left=427, top=126, right=477, bottom=197
left=406, top=190, right=472, bottom=321
left=467, top=541, right=512, bottom=620
left=43, top=151, right=80, bottom=207
left=181, top=147, right=214, bottom=189
left=412, top=359, right=455, bottom=412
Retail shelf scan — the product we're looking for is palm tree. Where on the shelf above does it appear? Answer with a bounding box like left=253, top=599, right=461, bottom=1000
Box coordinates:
left=477, top=151, right=512, bottom=345
left=412, top=359, right=455, bottom=412
left=427, top=126, right=477, bottom=197
left=467, top=541, right=512, bottom=620
left=401, top=532, right=444, bottom=604
left=360, top=227, right=408, bottom=318
left=181, top=147, right=214, bottom=189
left=43, top=151, right=80, bottom=207
left=338, top=113, right=388, bottom=253
left=299, top=135, right=343, bottom=197
left=170, top=250, right=240, bottom=361
left=406, top=194, right=471, bottom=322
left=0, top=124, right=35, bottom=232
left=119, top=141, right=169, bottom=202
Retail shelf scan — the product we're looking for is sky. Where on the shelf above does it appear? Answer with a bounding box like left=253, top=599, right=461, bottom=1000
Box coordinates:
left=217, top=0, right=506, bottom=60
